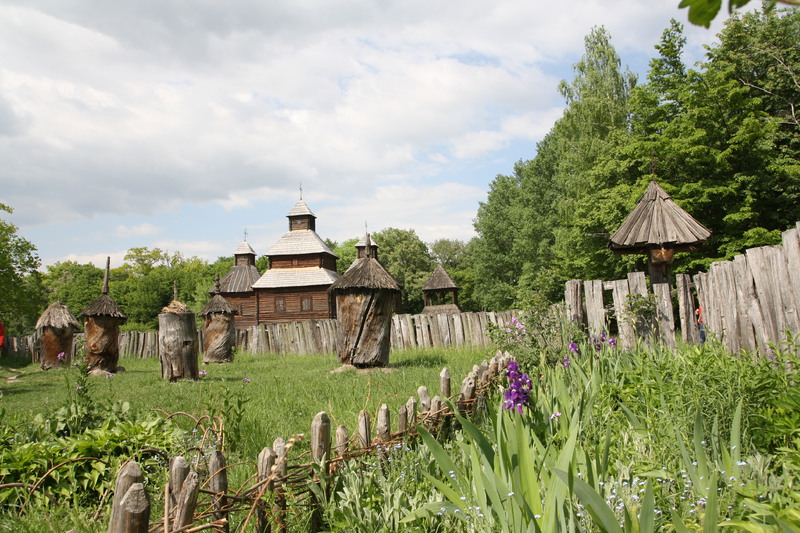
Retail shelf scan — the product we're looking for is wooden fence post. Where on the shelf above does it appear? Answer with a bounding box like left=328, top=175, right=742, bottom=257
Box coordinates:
left=376, top=404, right=390, bottom=443
left=565, top=279, right=585, bottom=330
left=405, top=397, right=417, bottom=427
left=116, top=483, right=149, bottom=533
left=417, top=386, right=431, bottom=418
left=310, top=412, right=331, bottom=533
left=357, top=410, right=371, bottom=449
left=676, top=274, right=699, bottom=344
left=109, top=461, right=144, bottom=533
left=208, top=450, right=229, bottom=532
left=272, top=438, right=287, bottom=533
left=335, top=425, right=349, bottom=456
left=256, top=447, right=276, bottom=533
left=397, top=405, right=408, bottom=435
left=168, top=456, right=190, bottom=525
left=173, top=471, right=200, bottom=532
left=439, top=367, right=450, bottom=399
left=652, top=283, right=676, bottom=349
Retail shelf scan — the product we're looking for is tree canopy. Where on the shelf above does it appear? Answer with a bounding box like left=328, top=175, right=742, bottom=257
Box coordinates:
left=472, top=12, right=800, bottom=310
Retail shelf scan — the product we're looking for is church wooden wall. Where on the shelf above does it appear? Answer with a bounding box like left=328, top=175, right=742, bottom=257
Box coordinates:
left=255, top=286, right=335, bottom=323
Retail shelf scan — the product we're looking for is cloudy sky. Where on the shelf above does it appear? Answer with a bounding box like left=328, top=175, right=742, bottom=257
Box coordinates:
left=1, top=0, right=742, bottom=269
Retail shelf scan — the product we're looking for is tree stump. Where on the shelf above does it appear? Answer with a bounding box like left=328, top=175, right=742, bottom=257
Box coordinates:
left=159, top=312, right=199, bottom=381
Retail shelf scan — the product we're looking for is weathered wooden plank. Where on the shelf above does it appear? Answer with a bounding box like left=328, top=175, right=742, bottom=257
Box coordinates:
left=583, top=279, right=606, bottom=337
left=652, top=283, right=676, bottom=349
left=747, top=246, right=784, bottom=348
left=208, top=451, right=229, bottom=532
left=611, top=279, right=635, bottom=350
left=564, top=279, right=584, bottom=331
left=731, top=255, right=759, bottom=354
left=675, top=274, right=699, bottom=345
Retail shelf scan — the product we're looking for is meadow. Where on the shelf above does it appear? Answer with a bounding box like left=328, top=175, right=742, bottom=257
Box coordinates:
left=2, top=333, right=800, bottom=532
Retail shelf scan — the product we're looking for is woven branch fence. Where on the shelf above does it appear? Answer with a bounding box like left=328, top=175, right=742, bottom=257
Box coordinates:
left=103, top=351, right=512, bottom=533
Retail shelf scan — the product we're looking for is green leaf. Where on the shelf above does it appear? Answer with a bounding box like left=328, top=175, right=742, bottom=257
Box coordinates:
left=639, top=479, right=656, bottom=533
left=555, top=469, right=623, bottom=533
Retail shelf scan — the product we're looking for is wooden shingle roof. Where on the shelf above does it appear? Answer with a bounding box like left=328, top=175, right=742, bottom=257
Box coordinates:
left=253, top=267, right=340, bottom=289
left=422, top=264, right=458, bottom=291
left=81, top=257, right=126, bottom=319
left=609, top=181, right=711, bottom=254
left=215, top=264, right=260, bottom=293
left=265, top=230, right=337, bottom=257
left=330, top=256, right=401, bottom=292
left=234, top=241, right=256, bottom=255
left=201, top=275, right=237, bottom=315
left=287, top=199, right=315, bottom=218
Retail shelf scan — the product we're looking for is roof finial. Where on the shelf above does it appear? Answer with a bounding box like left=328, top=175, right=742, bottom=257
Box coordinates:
left=102, top=256, right=110, bottom=295
left=365, top=231, right=372, bottom=259
left=213, top=273, right=221, bottom=295
left=243, top=227, right=248, bottom=242
left=299, top=182, right=303, bottom=200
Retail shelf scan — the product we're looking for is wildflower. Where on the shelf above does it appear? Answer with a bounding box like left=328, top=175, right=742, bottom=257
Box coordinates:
left=503, top=362, right=532, bottom=414
left=76, top=386, right=84, bottom=391
left=106, top=372, right=114, bottom=378
left=243, top=377, right=251, bottom=383
left=563, top=356, right=570, bottom=369
left=568, top=342, right=580, bottom=354
left=199, top=370, right=207, bottom=376
left=550, top=411, right=562, bottom=420
left=57, top=352, right=65, bottom=360
left=736, top=460, right=747, bottom=466
left=608, top=337, right=617, bottom=348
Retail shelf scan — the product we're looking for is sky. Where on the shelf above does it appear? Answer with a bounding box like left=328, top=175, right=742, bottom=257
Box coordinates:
left=0, top=0, right=747, bottom=270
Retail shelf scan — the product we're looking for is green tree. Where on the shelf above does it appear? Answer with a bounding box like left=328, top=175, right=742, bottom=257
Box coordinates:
left=42, top=261, right=103, bottom=318
left=0, top=203, right=44, bottom=335
left=332, top=238, right=359, bottom=275
left=429, top=238, right=478, bottom=311
left=678, top=0, right=796, bottom=28
left=372, top=228, right=433, bottom=314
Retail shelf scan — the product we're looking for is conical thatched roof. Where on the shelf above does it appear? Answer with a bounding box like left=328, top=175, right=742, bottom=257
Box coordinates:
left=81, top=257, right=127, bottom=319
left=36, top=301, right=80, bottom=330
left=201, top=275, right=237, bottom=316
left=422, top=264, right=458, bottom=291
left=609, top=181, right=712, bottom=254
left=329, top=256, right=402, bottom=292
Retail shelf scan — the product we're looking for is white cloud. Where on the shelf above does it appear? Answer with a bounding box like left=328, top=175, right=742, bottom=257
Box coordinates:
left=112, top=223, right=162, bottom=238
left=0, top=0, right=751, bottom=266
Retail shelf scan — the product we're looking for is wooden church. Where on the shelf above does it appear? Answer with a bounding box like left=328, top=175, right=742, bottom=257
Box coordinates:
left=212, top=240, right=261, bottom=328
left=251, top=199, right=340, bottom=323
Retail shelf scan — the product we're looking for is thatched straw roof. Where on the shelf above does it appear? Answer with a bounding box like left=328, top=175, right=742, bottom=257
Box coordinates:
left=162, top=300, right=190, bottom=314
left=36, top=301, right=80, bottom=330
left=609, top=181, right=712, bottom=254
left=201, top=275, right=237, bottom=316
left=422, top=264, right=458, bottom=291
left=329, top=256, right=401, bottom=292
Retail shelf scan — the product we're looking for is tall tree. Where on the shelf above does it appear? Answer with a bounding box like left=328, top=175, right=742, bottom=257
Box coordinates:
left=0, top=203, right=44, bottom=335
left=372, top=228, right=433, bottom=314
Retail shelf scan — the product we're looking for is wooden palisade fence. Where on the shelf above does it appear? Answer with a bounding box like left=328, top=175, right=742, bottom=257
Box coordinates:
left=3, top=311, right=517, bottom=361
left=565, top=222, right=800, bottom=356
left=106, top=351, right=513, bottom=532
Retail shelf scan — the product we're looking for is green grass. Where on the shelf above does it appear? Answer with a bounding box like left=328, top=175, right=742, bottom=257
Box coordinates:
left=0, top=347, right=491, bottom=459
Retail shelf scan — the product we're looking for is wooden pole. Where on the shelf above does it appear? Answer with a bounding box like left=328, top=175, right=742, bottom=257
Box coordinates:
left=109, top=462, right=144, bottom=533
left=256, top=447, right=276, bottom=533
left=173, top=471, right=199, bottom=532
left=357, top=410, right=371, bottom=449
left=116, top=483, right=150, bottom=533
left=439, top=367, right=450, bottom=399
left=208, top=450, right=229, bottom=532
